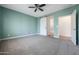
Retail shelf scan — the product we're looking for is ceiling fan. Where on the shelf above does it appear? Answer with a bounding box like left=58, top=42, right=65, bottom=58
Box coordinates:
left=28, top=4, right=46, bottom=12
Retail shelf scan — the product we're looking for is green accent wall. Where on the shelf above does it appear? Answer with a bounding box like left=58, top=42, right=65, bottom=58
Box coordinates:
left=0, top=7, right=3, bottom=39
left=37, top=18, right=40, bottom=33
left=0, top=6, right=38, bottom=39
left=0, top=7, right=1, bottom=38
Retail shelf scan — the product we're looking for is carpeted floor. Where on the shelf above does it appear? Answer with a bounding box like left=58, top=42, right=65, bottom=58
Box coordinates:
left=0, top=35, right=79, bottom=55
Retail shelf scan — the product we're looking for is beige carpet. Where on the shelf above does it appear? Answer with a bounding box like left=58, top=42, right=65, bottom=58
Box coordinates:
left=0, top=35, right=79, bottom=55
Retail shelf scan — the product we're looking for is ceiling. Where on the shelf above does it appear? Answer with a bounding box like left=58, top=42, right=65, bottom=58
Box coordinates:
left=1, top=4, right=75, bottom=17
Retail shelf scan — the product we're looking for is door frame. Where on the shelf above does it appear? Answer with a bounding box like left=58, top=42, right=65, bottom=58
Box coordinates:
left=46, top=16, right=54, bottom=37
left=58, top=14, right=72, bottom=39
left=40, top=17, right=47, bottom=36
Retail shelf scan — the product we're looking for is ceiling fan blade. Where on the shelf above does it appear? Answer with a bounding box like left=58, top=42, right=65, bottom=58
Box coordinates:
left=39, top=8, right=43, bottom=11
left=34, top=9, right=37, bottom=12
left=35, top=4, right=38, bottom=7
left=39, top=4, right=46, bottom=7
left=29, top=6, right=35, bottom=8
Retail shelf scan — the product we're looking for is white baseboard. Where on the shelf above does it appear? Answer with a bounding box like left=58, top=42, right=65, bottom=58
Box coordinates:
left=53, top=35, right=59, bottom=38
left=0, top=33, right=39, bottom=41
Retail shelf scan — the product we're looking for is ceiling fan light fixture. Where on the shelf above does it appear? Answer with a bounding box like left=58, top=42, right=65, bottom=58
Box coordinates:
left=28, top=4, right=46, bottom=12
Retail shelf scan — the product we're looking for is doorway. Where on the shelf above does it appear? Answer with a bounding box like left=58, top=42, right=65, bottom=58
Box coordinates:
left=40, top=17, right=47, bottom=35
left=39, top=16, right=54, bottom=37
left=58, top=10, right=77, bottom=45
left=58, top=15, right=72, bottom=40
left=47, top=16, right=54, bottom=37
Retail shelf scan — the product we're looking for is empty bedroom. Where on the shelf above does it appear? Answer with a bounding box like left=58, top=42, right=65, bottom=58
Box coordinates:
left=0, top=4, right=79, bottom=55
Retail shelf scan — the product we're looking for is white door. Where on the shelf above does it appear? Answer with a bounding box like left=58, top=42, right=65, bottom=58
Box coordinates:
left=71, top=10, right=76, bottom=45
left=40, top=17, right=47, bottom=35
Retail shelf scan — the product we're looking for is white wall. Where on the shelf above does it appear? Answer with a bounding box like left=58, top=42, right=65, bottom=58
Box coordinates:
left=59, top=15, right=71, bottom=37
